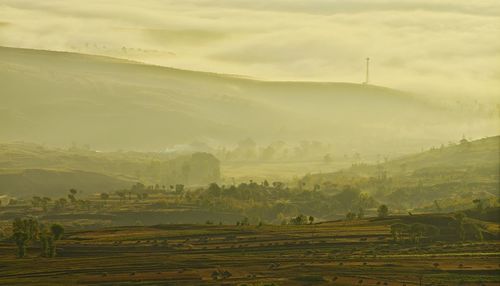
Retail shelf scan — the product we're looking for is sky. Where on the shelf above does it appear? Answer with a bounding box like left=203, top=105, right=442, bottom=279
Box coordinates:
left=0, top=0, right=499, bottom=104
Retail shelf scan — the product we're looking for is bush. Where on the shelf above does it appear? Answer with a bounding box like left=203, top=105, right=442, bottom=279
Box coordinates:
left=378, top=204, right=389, bottom=218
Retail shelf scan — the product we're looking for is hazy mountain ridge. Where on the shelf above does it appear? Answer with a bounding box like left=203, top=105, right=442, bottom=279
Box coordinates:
left=0, top=46, right=481, bottom=155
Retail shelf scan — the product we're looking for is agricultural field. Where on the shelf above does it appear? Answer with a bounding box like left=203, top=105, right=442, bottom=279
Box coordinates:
left=0, top=215, right=498, bottom=286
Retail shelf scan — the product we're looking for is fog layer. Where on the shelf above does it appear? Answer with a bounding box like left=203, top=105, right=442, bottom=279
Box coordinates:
left=1, top=0, right=499, bottom=104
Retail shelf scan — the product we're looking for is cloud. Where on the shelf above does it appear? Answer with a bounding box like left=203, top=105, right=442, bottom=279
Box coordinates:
left=0, top=0, right=499, bottom=103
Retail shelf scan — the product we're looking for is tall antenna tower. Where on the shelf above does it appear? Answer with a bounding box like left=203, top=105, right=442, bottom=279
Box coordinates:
left=364, top=57, right=370, bottom=84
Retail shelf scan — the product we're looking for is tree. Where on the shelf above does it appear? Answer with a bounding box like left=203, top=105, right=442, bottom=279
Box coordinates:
left=131, top=182, right=146, bottom=192
left=42, top=224, right=64, bottom=257
left=290, top=214, right=309, bottom=225
left=377, top=204, right=389, bottom=218
left=68, top=189, right=78, bottom=204
left=345, top=211, right=356, bottom=221
left=175, top=184, right=184, bottom=194
left=207, top=183, right=221, bottom=197
left=100, top=193, right=110, bottom=201
left=308, top=216, right=315, bottom=224
left=40, top=232, right=51, bottom=257
left=13, top=232, right=28, bottom=258
left=12, top=217, right=39, bottom=258
left=53, top=198, right=68, bottom=211
left=51, top=224, right=64, bottom=240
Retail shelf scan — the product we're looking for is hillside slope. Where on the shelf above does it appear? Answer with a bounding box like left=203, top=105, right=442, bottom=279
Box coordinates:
left=302, top=136, right=500, bottom=211
left=0, top=46, right=474, bottom=154
left=357, top=136, right=498, bottom=176
left=0, top=169, right=132, bottom=198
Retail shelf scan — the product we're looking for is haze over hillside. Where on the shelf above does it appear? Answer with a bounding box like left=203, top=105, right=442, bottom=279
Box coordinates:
left=1, top=0, right=499, bottom=103
left=0, top=142, right=220, bottom=198
left=1, top=46, right=495, bottom=155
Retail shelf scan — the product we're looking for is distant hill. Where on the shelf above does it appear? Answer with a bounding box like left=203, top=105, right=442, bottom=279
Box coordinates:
left=346, top=136, right=498, bottom=176
left=0, top=46, right=479, bottom=154
left=0, top=142, right=220, bottom=198
left=302, top=136, right=500, bottom=211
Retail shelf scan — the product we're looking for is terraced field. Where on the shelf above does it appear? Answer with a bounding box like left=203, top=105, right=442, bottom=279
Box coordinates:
left=0, top=218, right=499, bottom=286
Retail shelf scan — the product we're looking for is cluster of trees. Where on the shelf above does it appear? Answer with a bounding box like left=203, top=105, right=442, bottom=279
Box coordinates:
left=32, top=189, right=93, bottom=212
left=345, top=208, right=363, bottom=221
left=24, top=181, right=379, bottom=225
left=114, top=183, right=185, bottom=201
left=28, top=184, right=188, bottom=214
left=289, top=214, right=314, bottom=225
left=190, top=182, right=377, bottom=223
left=11, top=217, right=64, bottom=258
left=390, top=212, right=486, bottom=244
left=390, top=223, right=440, bottom=243
left=345, top=204, right=388, bottom=221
